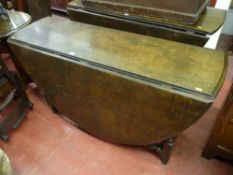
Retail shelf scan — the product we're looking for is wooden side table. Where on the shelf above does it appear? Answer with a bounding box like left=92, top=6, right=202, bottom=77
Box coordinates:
left=0, top=10, right=32, bottom=141
left=0, top=10, right=31, bottom=84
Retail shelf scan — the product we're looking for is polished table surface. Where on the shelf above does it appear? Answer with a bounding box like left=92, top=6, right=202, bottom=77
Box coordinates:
left=8, top=16, right=226, bottom=146
left=0, top=10, right=31, bottom=39
left=10, top=16, right=226, bottom=101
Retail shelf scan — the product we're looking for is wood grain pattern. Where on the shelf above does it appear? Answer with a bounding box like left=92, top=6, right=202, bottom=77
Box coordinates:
left=67, top=2, right=208, bottom=47
left=69, top=1, right=226, bottom=35
left=26, top=0, right=51, bottom=21
left=82, top=0, right=208, bottom=13
left=8, top=43, right=211, bottom=145
left=9, top=16, right=226, bottom=98
left=8, top=16, right=226, bottom=145
left=81, top=0, right=210, bottom=24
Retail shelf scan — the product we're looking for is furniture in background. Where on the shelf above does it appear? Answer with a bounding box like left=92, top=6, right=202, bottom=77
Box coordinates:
left=0, top=0, right=25, bottom=10
left=26, top=0, right=51, bottom=21
left=13, top=0, right=27, bottom=11
left=1, top=0, right=51, bottom=21
left=68, top=0, right=226, bottom=47
left=202, top=57, right=233, bottom=161
left=0, top=9, right=32, bottom=141
left=51, top=0, right=72, bottom=13
left=202, top=5, right=233, bottom=159
left=81, top=0, right=210, bottom=25
left=0, top=10, right=31, bottom=83
left=50, top=0, right=218, bottom=14
left=0, top=57, right=32, bottom=141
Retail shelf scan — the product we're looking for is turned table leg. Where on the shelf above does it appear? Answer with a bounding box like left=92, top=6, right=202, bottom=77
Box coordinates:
left=148, top=137, right=176, bottom=164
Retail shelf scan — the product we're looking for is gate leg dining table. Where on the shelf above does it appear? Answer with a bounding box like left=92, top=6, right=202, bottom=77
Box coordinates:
left=7, top=16, right=227, bottom=164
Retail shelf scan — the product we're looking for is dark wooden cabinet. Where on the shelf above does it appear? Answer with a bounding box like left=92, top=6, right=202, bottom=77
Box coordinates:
left=26, top=0, right=51, bottom=21
left=202, top=83, right=233, bottom=160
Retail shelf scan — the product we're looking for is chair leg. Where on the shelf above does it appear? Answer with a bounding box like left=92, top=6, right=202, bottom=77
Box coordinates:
left=0, top=58, right=33, bottom=109
left=0, top=57, right=32, bottom=141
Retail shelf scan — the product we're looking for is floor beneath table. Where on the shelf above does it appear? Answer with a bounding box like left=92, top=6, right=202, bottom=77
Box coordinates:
left=0, top=36, right=233, bottom=175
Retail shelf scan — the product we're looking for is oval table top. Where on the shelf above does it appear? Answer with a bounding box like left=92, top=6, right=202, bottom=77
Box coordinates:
left=9, top=16, right=226, bottom=102
left=8, top=16, right=227, bottom=145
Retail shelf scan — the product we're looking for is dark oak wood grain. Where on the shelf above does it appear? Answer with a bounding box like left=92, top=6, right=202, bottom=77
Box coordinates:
left=26, top=0, right=51, bottom=21
left=81, top=0, right=210, bottom=24
left=8, top=16, right=226, bottom=145
left=69, top=1, right=226, bottom=35
left=67, top=2, right=208, bottom=47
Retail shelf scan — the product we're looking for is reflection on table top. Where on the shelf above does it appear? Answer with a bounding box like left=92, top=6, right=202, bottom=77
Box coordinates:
left=0, top=10, right=31, bottom=39
left=9, top=16, right=226, bottom=100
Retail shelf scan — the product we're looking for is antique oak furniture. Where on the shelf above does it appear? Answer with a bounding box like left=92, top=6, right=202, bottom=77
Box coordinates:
left=68, top=0, right=226, bottom=46
left=0, top=58, right=32, bottom=141
left=26, top=0, right=51, bottom=21
left=8, top=16, right=227, bottom=164
left=0, top=9, right=32, bottom=140
left=81, top=0, right=210, bottom=25
left=0, top=10, right=31, bottom=83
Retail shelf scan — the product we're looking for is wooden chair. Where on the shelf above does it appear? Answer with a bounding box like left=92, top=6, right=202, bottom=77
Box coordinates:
left=0, top=57, right=32, bottom=141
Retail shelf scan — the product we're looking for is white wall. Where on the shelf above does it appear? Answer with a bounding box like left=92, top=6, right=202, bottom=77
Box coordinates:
left=204, top=0, right=232, bottom=49
left=222, top=8, right=233, bottom=35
